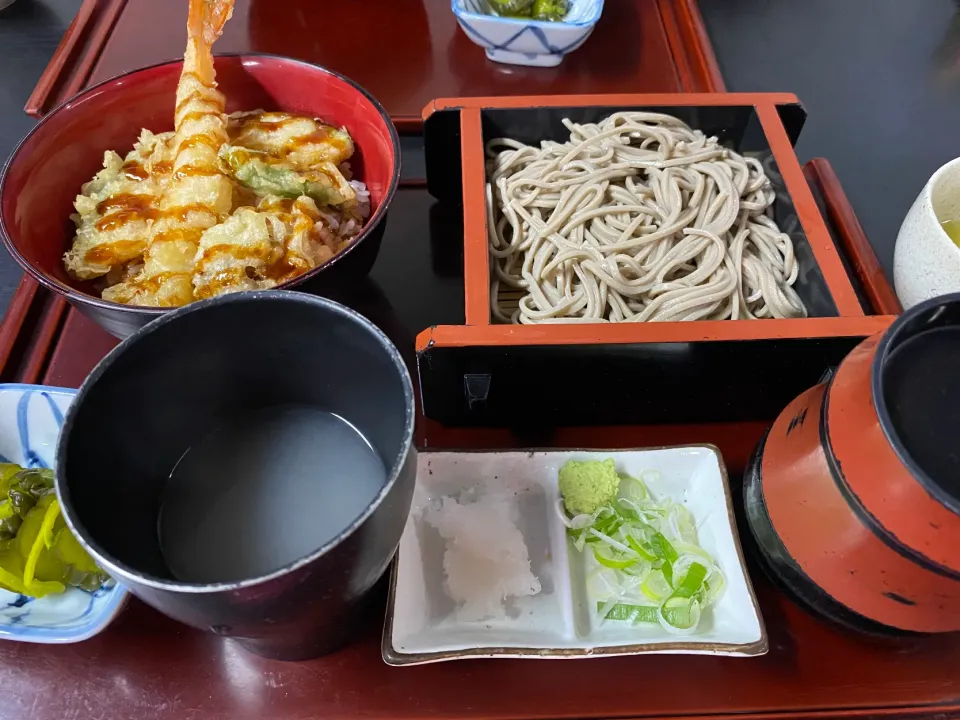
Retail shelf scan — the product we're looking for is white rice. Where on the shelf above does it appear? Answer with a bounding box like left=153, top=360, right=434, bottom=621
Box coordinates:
left=317, top=180, right=369, bottom=245
left=350, top=179, right=371, bottom=221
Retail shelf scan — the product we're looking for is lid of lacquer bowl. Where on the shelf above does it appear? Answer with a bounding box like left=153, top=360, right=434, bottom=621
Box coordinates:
left=826, top=292, right=960, bottom=574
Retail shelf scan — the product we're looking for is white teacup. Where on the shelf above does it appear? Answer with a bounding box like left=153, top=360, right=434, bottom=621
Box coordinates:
left=894, top=157, right=960, bottom=309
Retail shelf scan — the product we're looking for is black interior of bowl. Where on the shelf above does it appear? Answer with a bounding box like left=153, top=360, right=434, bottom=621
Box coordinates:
left=59, top=295, right=410, bottom=582
left=876, top=295, right=960, bottom=514
left=469, top=104, right=838, bottom=319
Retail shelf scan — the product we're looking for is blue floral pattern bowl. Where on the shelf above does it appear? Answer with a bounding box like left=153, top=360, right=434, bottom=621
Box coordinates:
left=452, top=0, right=603, bottom=67
left=0, top=384, right=126, bottom=643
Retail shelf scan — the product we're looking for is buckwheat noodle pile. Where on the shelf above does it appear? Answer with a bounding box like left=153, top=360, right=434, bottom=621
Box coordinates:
left=486, top=112, right=808, bottom=324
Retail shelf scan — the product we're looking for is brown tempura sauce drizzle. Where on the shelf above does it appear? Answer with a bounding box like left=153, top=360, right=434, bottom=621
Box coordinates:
left=83, top=111, right=350, bottom=278
left=94, top=194, right=159, bottom=231
left=229, top=113, right=351, bottom=157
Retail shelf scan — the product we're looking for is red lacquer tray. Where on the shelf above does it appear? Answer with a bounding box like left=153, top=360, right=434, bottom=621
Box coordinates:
left=6, top=1, right=958, bottom=718
left=24, top=0, right=725, bottom=127
left=3, top=161, right=953, bottom=720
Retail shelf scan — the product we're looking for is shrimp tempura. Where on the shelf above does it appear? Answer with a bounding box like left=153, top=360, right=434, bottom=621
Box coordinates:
left=103, top=0, right=236, bottom=307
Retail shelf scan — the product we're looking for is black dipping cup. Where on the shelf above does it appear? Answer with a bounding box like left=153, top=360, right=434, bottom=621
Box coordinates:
left=55, top=291, right=417, bottom=660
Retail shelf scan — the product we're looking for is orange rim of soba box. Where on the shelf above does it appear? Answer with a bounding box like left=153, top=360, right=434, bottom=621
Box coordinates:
left=761, top=382, right=960, bottom=632
left=416, top=93, right=891, bottom=353
left=826, top=336, right=960, bottom=573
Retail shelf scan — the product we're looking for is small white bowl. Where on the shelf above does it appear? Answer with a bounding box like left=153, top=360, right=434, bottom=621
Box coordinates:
left=384, top=446, right=766, bottom=665
left=894, top=157, right=960, bottom=309
left=452, top=0, right=603, bottom=67
left=0, top=385, right=127, bottom=643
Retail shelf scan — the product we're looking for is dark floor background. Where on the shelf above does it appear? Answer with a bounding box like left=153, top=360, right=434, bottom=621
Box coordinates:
left=700, top=0, right=960, bottom=290
left=1, top=0, right=83, bottom=310
left=2, top=0, right=960, bottom=315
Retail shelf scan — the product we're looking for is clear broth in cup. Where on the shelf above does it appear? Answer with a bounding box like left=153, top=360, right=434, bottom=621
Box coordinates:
left=158, top=405, right=386, bottom=584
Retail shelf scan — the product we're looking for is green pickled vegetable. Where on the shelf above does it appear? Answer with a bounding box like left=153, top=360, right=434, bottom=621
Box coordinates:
left=0, top=502, right=21, bottom=540
left=0, top=467, right=54, bottom=541
left=218, top=145, right=349, bottom=207
left=532, top=0, right=570, bottom=21
left=487, top=0, right=534, bottom=16
left=0, top=463, right=21, bottom=489
left=0, top=464, right=108, bottom=597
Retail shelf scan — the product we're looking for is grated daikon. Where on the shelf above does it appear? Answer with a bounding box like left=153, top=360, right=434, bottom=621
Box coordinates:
left=424, top=493, right=541, bottom=621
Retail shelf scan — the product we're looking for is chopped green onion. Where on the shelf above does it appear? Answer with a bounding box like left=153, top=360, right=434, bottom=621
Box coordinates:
left=559, top=460, right=725, bottom=636
left=641, top=571, right=672, bottom=602
left=598, top=599, right=700, bottom=631
left=625, top=534, right=656, bottom=562
left=592, top=546, right=637, bottom=570
left=651, top=532, right=679, bottom=563
left=671, top=562, right=707, bottom=599
left=599, top=602, right=659, bottom=623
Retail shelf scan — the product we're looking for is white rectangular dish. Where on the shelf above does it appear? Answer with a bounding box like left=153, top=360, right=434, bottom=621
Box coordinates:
left=383, top=446, right=767, bottom=665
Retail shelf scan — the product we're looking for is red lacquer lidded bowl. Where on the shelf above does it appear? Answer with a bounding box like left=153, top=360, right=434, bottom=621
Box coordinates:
left=745, top=292, right=960, bottom=634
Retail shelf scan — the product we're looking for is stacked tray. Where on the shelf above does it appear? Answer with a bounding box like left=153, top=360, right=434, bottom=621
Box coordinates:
left=3, top=1, right=958, bottom=719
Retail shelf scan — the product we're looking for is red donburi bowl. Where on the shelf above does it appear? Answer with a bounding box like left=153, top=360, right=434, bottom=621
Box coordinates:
left=0, top=54, right=401, bottom=339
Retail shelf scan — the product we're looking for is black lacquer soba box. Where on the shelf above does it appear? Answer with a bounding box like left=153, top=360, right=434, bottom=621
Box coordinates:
left=416, top=93, right=894, bottom=428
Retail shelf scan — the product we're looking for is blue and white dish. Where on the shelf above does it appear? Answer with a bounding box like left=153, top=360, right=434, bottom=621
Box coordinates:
left=0, top=384, right=127, bottom=643
left=452, top=0, right=603, bottom=67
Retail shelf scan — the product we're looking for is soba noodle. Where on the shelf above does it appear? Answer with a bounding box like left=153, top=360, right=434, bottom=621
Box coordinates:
left=486, top=112, right=808, bottom=324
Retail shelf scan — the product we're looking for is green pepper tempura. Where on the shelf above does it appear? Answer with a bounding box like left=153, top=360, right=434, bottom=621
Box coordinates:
left=557, top=458, right=725, bottom=635
left=218, top=145, right=353, bottom=207
left=0, top=463, right=109, bottom=598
